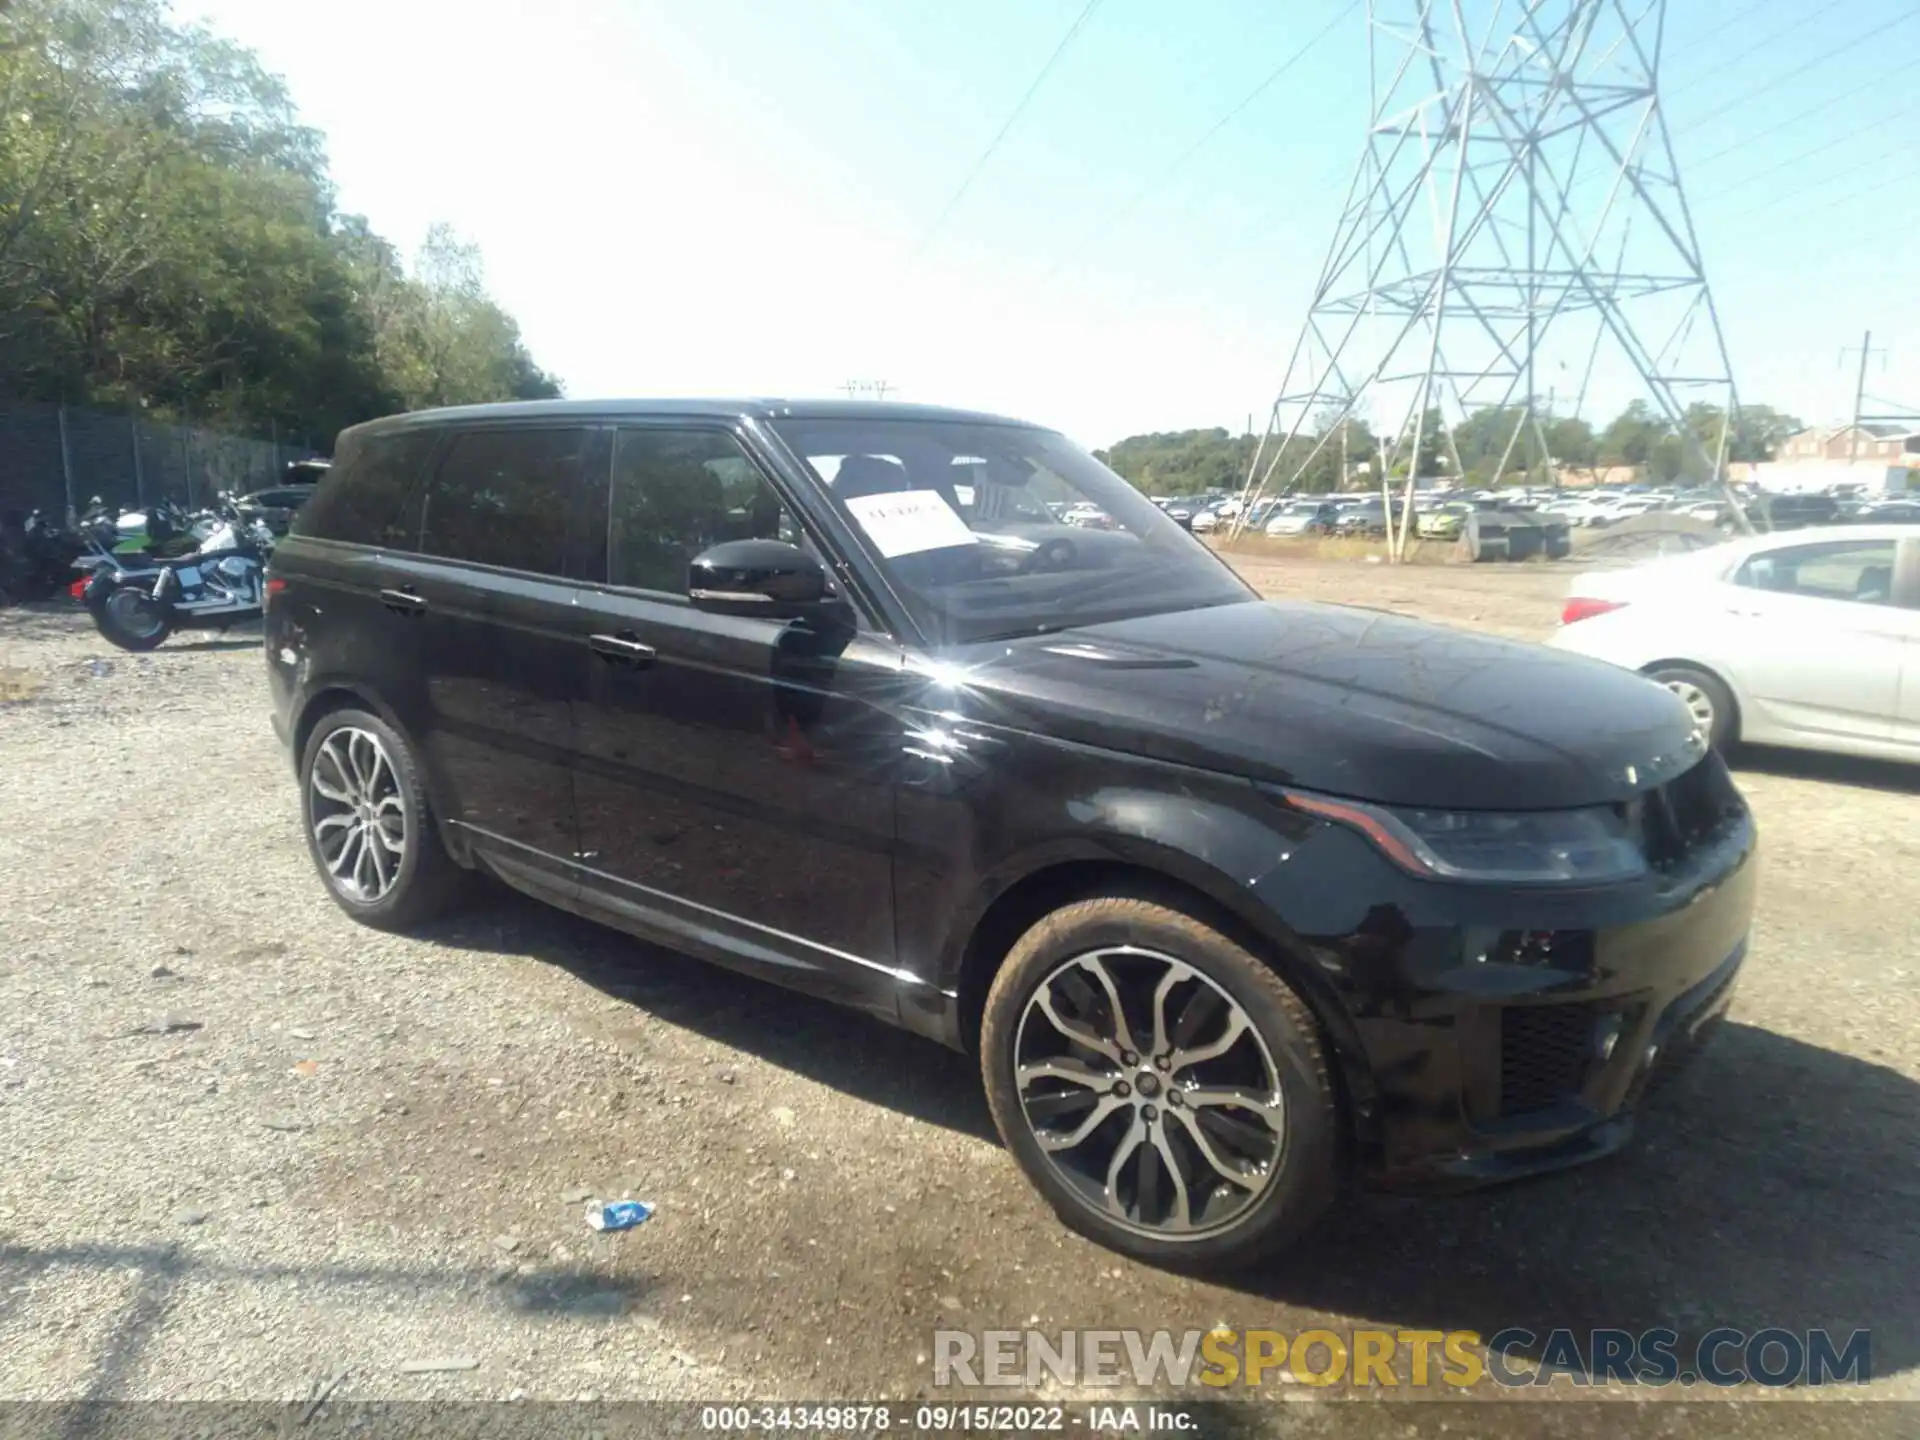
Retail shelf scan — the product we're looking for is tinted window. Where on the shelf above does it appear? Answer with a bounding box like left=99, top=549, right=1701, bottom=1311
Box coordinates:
left=292, top=429, right=439, bottom=548
left=418, top=427, right=591, bottom=576
left=1735, top=540, right=1898, bottom=606
left=607, top=429, right=800, bottom=594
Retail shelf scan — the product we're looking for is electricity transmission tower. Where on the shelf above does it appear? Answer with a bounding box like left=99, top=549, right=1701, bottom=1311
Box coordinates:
left=1237, top=0, right=1748, bottom=557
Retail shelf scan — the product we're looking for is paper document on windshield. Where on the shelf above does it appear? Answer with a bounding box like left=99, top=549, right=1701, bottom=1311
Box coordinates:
left=843, top=489, right=978, bottom=558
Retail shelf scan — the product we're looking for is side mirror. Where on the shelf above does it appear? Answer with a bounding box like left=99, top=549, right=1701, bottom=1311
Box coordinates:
left=688, top=538, right=829, bottom=619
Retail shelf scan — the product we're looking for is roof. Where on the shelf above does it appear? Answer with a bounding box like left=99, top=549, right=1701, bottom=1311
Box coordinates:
left=342, top=397, right=1047, bottom=443
left=1786, top=423, right=1919, bottom=440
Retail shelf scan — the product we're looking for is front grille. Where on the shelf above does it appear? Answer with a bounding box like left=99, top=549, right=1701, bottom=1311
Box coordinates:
left=1499, top=1003, right=1596, bottom=1116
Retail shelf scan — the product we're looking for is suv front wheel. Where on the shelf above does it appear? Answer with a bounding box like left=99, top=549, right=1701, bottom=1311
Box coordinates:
left=299, top=707, right=465, bottom=930
left=980, top=894, right=1339, bottom=1266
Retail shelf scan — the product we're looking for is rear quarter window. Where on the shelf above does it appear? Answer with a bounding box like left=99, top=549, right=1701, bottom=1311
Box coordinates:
left=292, top=429, right=442, bottom=549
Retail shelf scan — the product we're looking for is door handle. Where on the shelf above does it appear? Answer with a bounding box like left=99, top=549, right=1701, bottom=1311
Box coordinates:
left=380, top=586, right=427, bottom=616
left=589, top=632, right=656, bottom=668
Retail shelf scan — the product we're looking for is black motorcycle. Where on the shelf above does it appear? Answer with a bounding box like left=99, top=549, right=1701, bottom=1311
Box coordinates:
left=74, top=498, right=273, bottom=651
left=0, top=509, right=86, bottom=604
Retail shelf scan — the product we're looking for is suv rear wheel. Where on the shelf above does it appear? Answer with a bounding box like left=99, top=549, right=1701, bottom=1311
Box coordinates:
left=299, top=707, right=465, bottom=930
left=980, top=894, right=1339, bottom=1266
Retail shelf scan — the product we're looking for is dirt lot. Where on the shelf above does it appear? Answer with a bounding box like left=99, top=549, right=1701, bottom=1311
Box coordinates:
left=1, top=555, right=1916, bottom=1426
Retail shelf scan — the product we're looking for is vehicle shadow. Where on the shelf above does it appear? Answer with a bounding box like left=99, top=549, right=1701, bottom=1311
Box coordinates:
left=424, top=886, right=1920, bottom=1382
left=1731, top=743, right=1920, bottom=796
left=419, top=887, right=998, bottom=1144
left=1252, top=1019, right=1920, bottom=1380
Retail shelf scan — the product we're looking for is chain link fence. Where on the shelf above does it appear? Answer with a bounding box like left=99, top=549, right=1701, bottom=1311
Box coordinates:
left=0, top=397, right=321, bottom=522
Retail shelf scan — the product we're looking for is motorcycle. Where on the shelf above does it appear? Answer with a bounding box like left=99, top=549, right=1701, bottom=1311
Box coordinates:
left=71, top=496, right=274, bottom=651
left=1, top=509, right=87, bottom=603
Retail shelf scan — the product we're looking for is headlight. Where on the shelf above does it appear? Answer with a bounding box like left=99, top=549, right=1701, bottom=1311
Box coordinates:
left=1283, top=789, right=1647, bottom=884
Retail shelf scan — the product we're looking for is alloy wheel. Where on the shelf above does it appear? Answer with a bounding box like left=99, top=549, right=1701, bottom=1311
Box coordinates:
left=308, top=726, right=408, bottom=903
left=1661, top=679, right=1715, bottom=733
left=1012, top=946, right=1286, bottom=1239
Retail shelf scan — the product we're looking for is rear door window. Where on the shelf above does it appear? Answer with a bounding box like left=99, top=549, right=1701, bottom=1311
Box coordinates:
left=1734, top=540, right=1898, bottom=606
left=417, top=427, right=593, bottom=577
left=292, top=429, right=441, bottom=548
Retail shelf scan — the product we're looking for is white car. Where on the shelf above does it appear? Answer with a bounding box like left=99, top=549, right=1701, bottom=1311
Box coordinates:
left=1264, top=500, right=1337, bottom=536
left=1548, top=524, right=1920, bottom=763
left=1582, top=495, right=1666, bottom=528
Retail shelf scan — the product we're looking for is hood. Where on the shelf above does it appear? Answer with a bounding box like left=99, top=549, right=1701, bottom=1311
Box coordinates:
left=941, top=599, right=1703, bottom=810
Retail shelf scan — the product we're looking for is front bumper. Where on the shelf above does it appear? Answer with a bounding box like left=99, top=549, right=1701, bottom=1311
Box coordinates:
left=1263, top=802, right=1758, bottom=1192
left=1376, top=937, right=1746, bottom=1191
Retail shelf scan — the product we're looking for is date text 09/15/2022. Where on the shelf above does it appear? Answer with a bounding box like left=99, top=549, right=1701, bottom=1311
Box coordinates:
left=698, top=1405, right=1186, bottom=1433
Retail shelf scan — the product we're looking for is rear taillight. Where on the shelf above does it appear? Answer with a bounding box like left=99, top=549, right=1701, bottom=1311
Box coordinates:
left=69, top=578, right=88, bottom=600
left=1562, top=596, right=1625, bottom=625
left=265, top=577, right=288, bottom=596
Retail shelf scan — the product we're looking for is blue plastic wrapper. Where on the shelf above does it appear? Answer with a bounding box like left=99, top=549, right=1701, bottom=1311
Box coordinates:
left=585, top=1200, right=655, bottom=1232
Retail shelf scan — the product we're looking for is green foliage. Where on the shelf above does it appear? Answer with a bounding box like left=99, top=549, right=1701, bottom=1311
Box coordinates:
left=1100, top=417, right=1377, bottom=498
left=0, top=0, right=558, bottom=449
left=1595, top=399, right=1802, bottom=478
left=1099, top=397, right=1800, bottom=499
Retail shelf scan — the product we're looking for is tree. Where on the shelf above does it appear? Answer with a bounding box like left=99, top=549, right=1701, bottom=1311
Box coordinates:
left=0, top=0, right=559, bottom=449
left=1728, top=404, right=1802, bottom=463
left=1544, top=414, right=1596, bottom=468
left=1381, top=407, right=1446, bottom=481
left=1598, top=400, right=1667, bottom=467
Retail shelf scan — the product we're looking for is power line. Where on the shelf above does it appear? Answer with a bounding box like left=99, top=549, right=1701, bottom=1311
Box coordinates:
left=1699, top=92, right=1920, bottom=202
left=1708, top=137, right=1920, bottom=229
left=1662, top=0, right=1852, bottom=109
left=1040, top=0, right=1360, bottom=282
left=903, top=0, right=1106, bottom=267
left=1671, top=7, right=1919, bottom=138
left=1686, top=64, right=1904, bottom=171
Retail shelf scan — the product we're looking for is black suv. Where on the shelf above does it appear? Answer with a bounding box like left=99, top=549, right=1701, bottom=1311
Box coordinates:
left=265, top=400, right=1756, bottom=1265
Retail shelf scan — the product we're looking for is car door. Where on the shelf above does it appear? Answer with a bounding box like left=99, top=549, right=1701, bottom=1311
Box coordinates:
left=567, top=423, right=906, bottom=1009
left=383, top=423, right=607, bottom=897
left=274, top=424, right=444, bottom=759
left=1715, top=536, right=1906, bottom=744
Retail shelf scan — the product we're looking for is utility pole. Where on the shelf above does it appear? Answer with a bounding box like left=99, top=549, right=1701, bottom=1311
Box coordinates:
left=1841, top=331, right=1885, bottom=465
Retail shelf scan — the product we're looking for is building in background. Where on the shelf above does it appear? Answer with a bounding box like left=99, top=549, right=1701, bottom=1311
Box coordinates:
left=1776, top=424, right=1920, bottom=465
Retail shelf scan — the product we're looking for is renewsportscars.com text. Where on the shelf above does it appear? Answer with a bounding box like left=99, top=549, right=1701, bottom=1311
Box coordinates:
left=933, top=1327, right=1871, bottom=1389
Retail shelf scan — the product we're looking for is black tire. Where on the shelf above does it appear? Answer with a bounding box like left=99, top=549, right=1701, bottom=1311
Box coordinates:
left=93, top=585, right=173, bottom=652
left=980, top=894, right=1340, bottom=1268
left=298, top=706, right=467, bottom=930
left=1645, top=663, right=1738, bottom=751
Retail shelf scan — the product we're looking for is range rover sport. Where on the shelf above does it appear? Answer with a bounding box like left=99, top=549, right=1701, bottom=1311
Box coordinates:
left=264, top=399, right=1756, bottom=1265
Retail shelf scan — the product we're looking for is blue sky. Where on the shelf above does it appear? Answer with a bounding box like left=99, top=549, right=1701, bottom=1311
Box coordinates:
left=181, top=0, right=1920, bottom=450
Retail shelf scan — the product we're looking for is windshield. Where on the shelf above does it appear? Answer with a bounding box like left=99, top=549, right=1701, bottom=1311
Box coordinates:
left=772, top=417, right=1253, bottom=644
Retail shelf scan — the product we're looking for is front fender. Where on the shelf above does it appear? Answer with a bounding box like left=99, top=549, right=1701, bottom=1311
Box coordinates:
left=897, top=738, right=1378, bottom=1086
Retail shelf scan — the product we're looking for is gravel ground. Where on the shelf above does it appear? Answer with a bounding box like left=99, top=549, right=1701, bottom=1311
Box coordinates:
left=2, top=561, right=1917, bottom=1422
